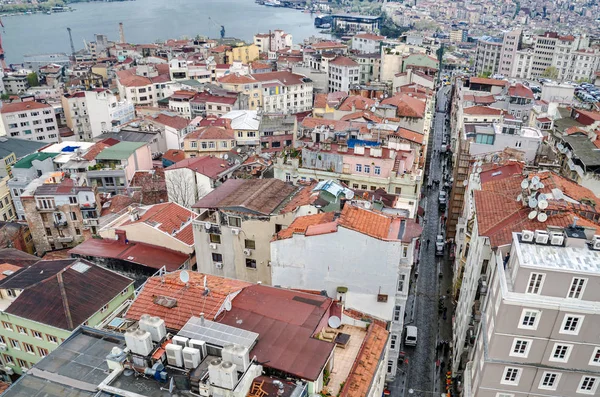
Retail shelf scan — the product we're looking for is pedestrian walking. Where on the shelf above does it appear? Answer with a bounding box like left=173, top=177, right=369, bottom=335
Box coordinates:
left=427, top=239, right=431, bottom=248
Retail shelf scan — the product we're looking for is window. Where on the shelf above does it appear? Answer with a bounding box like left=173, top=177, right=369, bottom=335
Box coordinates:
left=238, top=131, right=244, bottom=138
left=578, top=376, right=598, bottom=394
left=75, top=228, right=81, bottom=236
left=550, top=343, right=572, bottom=362
left=510, top=339, right=531, bottom=358
left=70, top=211, right=77, bottom=221
left=356, top=164, right=362, bottom=172
left=590, top=347, right=600, bottom=366
left=398, top=274, right=406, bottom=293
left=3, top=354, right=13, bottom=364
left=526, top=272, right=544, bottom=294
left=496, top=393, right=514, bottom=397
left=208, top=142, right=216, bottom=149
left=228, top=216, right=241, bottom=228
left=501, top=367, right=521, bottom=385
left=390, top=335, right=397, bottom=350
left=561, top=314, right=583, bottom=334
left=9, top=339, right=20, bottom=350
left=244, top=239, right=256, bottom=249
left=220, top=141, right=228, bottom=148
left=374, top=166, right=381, bottom=175
left=245, top=259, right=257, bottom=269
left=209, top=234, right=221, bottom=244
left=538, top=372, right=560, bottom=390
left=38, top=347, right=49, bottom=357
left=212, top=253, right=223, bottom=262
left=16, top=326, right=27, bottom=335
left=519, top=309, right=540, bottom=329
left=0, top=336, right=4, bottom=344
left=3, top=321, right=12, bottom=331
left=191, top=141, right=198, bottom=148
left=364, top=165, right=370, bottom=173
left=69, top=196, right=78, bottom=204
left=45, top=334, right=58, bottom=344
left=568, top=277, right=586, bottom=299
left=361, top=185, right=368, bottom=190
left=393, top=305, right=401, bottom=321
left=16, top=359, right=29, bottom=370
left=23, top=343, right=35, bottom=354
left=402, top=246, right=408, bottom=258
left=387, top=360, right=394, bottom=374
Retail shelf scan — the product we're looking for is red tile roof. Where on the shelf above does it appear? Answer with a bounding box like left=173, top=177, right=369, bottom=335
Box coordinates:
left=393, top=127, right=425, bottom=145
left=565, top=126, right=587, bottom=135
left=0, top=263, right=22, bottom=280
left=338, top=95, right=376, bottom=112
left=470, top=77, right=507, bottom=87
left=126, top=271, right=250, bottom=330
left=310, top=41, right=347, bottom=49
left=1, top=101, right=52, bottom=113
left=150, top=113, right=190, bottom=130
left=121, top=202, right=197, bottom=245
left=382, top=94, right=426, bottom=118
left=218, top=74, right=257, bottom=84
left=162, top=149, right=186, bottom=163
left=166, top=155, right=235, bottom=178
left=82, top=141, right=111, bottom=161
left=463, top=106, right=504, bottom=116
left=251, top=71, right=307, bottom=86
left=69, top=238, right=189, bottom=272
left=219, top=285, right=334, bottom=381
left=277, top=212, right=336, bottom=239
left=206, top=95, right=238, bottom=105
left=314, top=93, right=327, bottom=109
left=279, top=182, right=319, bottom=214
left=463, top=94, right=496, bottom=105
left=340, top=323, right=389, bottom=397
left=330, top=56, right=359, bottom=67
left=185, top=125, right=235, bottom=140
left=340, top=110, right=384, bottom=123
left=353, top=33, right=385, bottom=41
left=508, top=83, right=534, bottom=99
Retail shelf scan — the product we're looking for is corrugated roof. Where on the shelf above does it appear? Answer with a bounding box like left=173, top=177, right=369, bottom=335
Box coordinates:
left=95, top=141, right=146, bottom=160
left=0, top=137, right=47, bottom=160
left=219, top=285, right=334, bottom=381
left=126, top=271, right=250, bottom=330
left=12, top=152, right=59, bottom=169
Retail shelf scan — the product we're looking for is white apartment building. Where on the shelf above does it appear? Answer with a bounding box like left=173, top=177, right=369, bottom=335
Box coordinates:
left=498, top=29, right=521, bottom=77
left=463, top=228, right=600, bottom=397
left=62, top=92, right=93, bottom=141
left=351, top=33, right=385, bottom=54
left=474, top=37, right=502, bottom=76
left=251, top=71, right=313, bottom=114
left=168, top=57, right=213, bottom=82
left=328, top=56, right=360, bottom=93
left=253, top=30, right=293, bottom=53
left=570, top=48, right=600, bottom=83
left=271, top=204, right=421, bottom=380
left=116, top=64, right=172, bottom=107
left=85, top=89, right=135, bottom=137
left=0, top=101, right=59, bottom=143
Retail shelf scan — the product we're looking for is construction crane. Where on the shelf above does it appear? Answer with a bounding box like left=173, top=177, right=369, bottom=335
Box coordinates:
left=0, top=17, right=8, bottom=70
left=67, top=27, right=76, bottom=59
left=208, top=17, right=225, bottom=39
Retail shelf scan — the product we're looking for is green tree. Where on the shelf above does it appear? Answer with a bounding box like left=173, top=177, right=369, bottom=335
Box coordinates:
left=478, top=70, right=492, bottom=78
left=541, top=66, right=558, bottom=80
left=26, top=72, right=39, bottom=87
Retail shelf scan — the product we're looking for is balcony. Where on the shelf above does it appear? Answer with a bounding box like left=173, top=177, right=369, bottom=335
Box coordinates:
left=56, top=235, right=74, bottom=243
left=36, top=205, right=56, bottom=212
left=54, top=220, right=68, bottom=228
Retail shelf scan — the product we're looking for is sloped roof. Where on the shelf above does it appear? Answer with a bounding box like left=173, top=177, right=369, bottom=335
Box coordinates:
left=95, top=141, right=146, bottom=160
left=470, top=77, right=507, bottom=87
left=126, top=271, right=250, bottom=330
left=382, top=94, right=426, bottom=118
left=393, top=127, right=425, bottom=145
left=192, top=179, right=298, bottom=215
left=82, top=141, right=113, bottom=161
left=185, top=125, right=235, bottom=140
left=251, top=71, right=306, bottom=86
left=330, top=56, right=359, bottom=67
left=508, top=83, right=534, bottom=99
left=0, top=101, right=52, bottom=113
left=166, top=155, right=235, bottom=179
left=277, top=212, right=336, bottom=239
left=12, top=152, right=58, bottom=168
left=0, top=137, right=47, bottom=160
left=463, top=106, right=503, bottom=116
left=150, top=113, right=190, bottom=130
left=337, top=95, right=376, bottom=112
left=4, top=259, right=132, bottom=330
left=219, top=285, right=334, bottom=381
left=162, top=149, right=186, bottom=163
left=218, top=74, right=257, bottom=84
left=121, top=202, right=197, bottom=245
left=0, top=248, right=40, bottom=268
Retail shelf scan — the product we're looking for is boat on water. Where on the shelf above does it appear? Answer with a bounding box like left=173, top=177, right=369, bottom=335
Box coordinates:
left=263, top=0, right=282, bottom=6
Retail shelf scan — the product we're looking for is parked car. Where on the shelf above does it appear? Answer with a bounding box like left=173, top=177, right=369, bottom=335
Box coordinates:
left=405, top=326, right=418, bottom=346
left=439, top=191, right=447, bottom=207
left=436, top=234, right=445, bottom=256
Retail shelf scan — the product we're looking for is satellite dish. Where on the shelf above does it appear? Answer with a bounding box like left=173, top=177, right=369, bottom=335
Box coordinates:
left=538, top=193, right=547, bottom=201
left=537, top=212, right=548, bottom=222
left=528, top=197, right=538, bottom=208
left=328, top=316, right=341, bottom=329
left=538, top=200, right=548, bottom=210
left=530, top=182, right=539, bottom=190
left=169, top=377, right=175, bottom=393
left=528, top=210, right=538, bottom=219
left=204, top=222, right=211, bottom=229
left=364, top=202, right=372, bottom=209
left=557, top=143, right=564, bottom=151
left=520, top=179, right=529, bottom=189
left=224, top=299, right=232, bottom=312
left=516, top=194, right=523, bottom=202
left=538, top=182, right=544, bottom=189
left=476, top=167, right=482, bottom=173
left=180, top=270, right=190, bottom=284
left=532, top=176, right=540, bottom=184
left=223, top=154, right=229, bottom=160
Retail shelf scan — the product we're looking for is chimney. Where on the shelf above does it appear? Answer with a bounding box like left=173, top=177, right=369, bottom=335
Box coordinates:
left=119, top=22, right=125, bottom=44
left=200, top=313, right=205, bottom=326
left=116, top=230, right=127, bottom=244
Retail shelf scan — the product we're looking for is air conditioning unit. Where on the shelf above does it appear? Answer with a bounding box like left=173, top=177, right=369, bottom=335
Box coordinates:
left=139, top=316, right=166, bottom=342
left=166, top=343, right=184, bottom=367
left=189, top=339, right=207, bottom=358
left=550, top=232, right=564, bottom=246
left=219, top=361, right=238, bottom=390
left=215, top=262, right=223, bottom=269
left=231, top=228, right=240, bottom=235
left=521, top=230, right=534, bottom=242
left=183, top=347, right=201, bottom=369
left=210, top=243, right=218, bottom=250
left=593, top=239, right=600, bottom=250
left=243, top=248, right=252, bottom=256
left=83, top=219, right=90, bottom=226
left=534, top=230, right=549, bottom=244
left=3, top=366, right=13, bottom=375
left=172, top=335, right=189, bottom=348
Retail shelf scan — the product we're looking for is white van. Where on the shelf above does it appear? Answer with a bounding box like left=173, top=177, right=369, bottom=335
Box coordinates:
left=405, top=326, right=418, bottom=346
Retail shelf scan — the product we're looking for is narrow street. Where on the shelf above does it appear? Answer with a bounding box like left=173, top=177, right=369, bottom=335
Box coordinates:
left=389, top=86, right=453, bottom=397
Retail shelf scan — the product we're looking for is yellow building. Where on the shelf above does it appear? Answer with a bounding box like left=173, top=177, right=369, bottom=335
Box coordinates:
left=0, top=175, right=15, bottom=221
left=227, top=44, right=259, bottom=64
left=91, top=64, right=109, bottom=80
left=183, top=125, right=236, bottom=158
left=217, top=74, right=262, bottom=109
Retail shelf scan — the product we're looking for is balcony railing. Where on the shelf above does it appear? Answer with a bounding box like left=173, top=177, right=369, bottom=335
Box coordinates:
left=54, top=221, right=68, bottom=228
left=56, top=236, right=74, bottom=243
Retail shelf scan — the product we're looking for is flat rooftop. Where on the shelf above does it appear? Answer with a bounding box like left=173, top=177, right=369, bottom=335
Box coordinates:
left=515, top=234, right=600, bottom=274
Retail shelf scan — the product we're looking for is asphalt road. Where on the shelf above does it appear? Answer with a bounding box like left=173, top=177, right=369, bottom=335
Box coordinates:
left=389, top=85, right=452, bottom=397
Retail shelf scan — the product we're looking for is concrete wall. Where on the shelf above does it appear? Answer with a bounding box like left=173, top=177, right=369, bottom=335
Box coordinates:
left=101, top=222, right=193, bottom=255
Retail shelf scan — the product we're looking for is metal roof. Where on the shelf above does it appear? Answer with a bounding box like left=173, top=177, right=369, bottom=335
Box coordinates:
left=12, top=152, right=59, bottom=169
left=95, top=141, right=146, bottom=160
left=178, top=316, right=259, bottom=349
left=0, top=137, right=47, bottom=160
left=563, top=135, right=600, bottom=167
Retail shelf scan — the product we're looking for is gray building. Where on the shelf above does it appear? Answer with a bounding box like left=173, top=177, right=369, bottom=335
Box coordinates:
left=474, top=36, right=503, bottom=76
left=463, top=228, right=600, bottom=397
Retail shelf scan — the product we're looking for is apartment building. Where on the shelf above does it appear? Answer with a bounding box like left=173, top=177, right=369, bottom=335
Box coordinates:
left=328, top=56, right=360, bottom=93
left=251, top=71, right=314, bottom=114
left=0, top=259, right=133, bottom=375
left=20, top=179, right=100, bottom=254
left=0, top=101, right=59, bottom=143
left=474, top=36, right=502, bottom=76
left=192, top=179, right=318, bottom=285
left=463, top=228, right=600, bottom=397
left=87, top=141, right=153, bottom=195
left=85, top=89, right=134, bottom=136
left=351, top=33, right=385, bottom=54
left=271, top=204, right=421, bottom=380
left=61, top=92, right=93, bottom=141
left=183, top=125, right=236, bottom=158
left=116, top=64, right=172, bottom=107
left=498, top=29, right=521, bottom=77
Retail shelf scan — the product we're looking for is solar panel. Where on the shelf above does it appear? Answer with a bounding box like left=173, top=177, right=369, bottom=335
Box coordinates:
left=177, top=316, right=258, bottom=349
